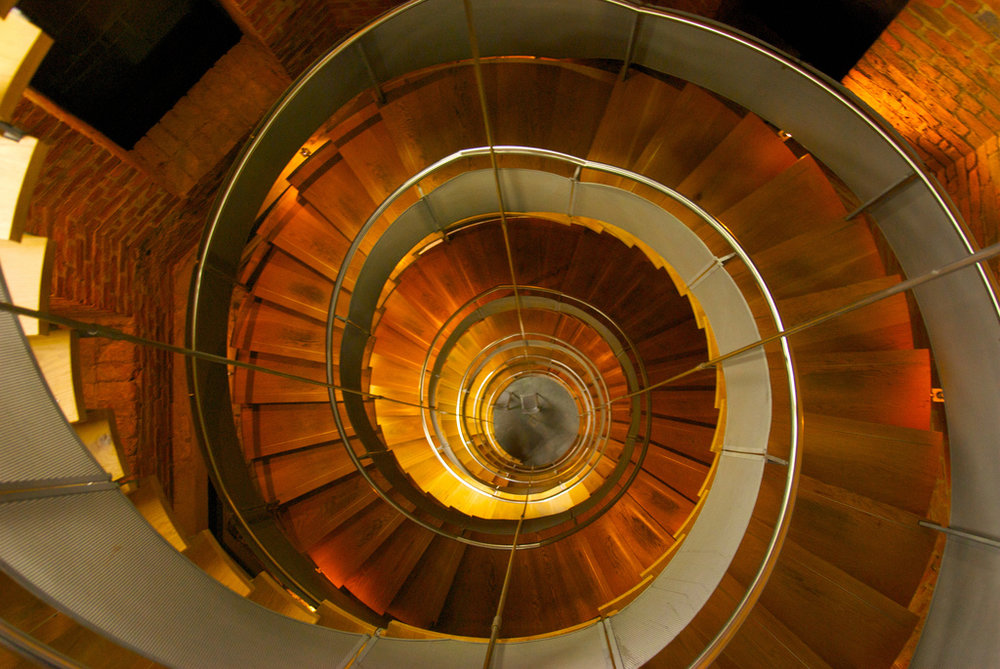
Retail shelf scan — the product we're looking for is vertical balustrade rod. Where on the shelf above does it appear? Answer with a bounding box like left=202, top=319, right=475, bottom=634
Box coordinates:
left=0, top=301, right=473, bottom=420
left=606, top=239, right=1000, bottom=405
left=462, top=0, right=529, bottom=351
left=483, top=485, right=531, bottom=669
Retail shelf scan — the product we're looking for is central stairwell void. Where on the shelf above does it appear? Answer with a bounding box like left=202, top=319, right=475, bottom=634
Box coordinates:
left=215, top=48, right=941, bottom=661
left=4, top=1, right=1000, bottom=668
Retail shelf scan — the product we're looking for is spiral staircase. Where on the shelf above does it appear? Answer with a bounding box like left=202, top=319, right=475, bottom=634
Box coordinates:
left=3, top=2, right=1000, bottom=668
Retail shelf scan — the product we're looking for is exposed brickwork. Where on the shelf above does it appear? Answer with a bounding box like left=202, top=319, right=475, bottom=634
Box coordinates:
left=937, top=133, right=1000, bottom=276
left=220, top=0, right=401, bottom=77
left=218, top=0, right=725, bottom=79
left=844, top=0, right=1000, bottom=173
left=133, top=37, right=290, bottom=196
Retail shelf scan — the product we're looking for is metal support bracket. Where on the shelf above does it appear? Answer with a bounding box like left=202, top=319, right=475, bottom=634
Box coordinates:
left=356, top=42, right=386, bottom=105
left=919, top=520, right=1000, bottom=550
left=845, top=172, right=918, bottom=220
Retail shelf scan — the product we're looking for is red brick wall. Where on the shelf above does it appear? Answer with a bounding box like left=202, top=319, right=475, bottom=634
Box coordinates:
left=220, top=0, right=402, bottom=77
left=937, top=135, right=1000, bottom=274
left=133, top=37, right=289, bottom=196
left=844, top=0, right=1000, bottom=174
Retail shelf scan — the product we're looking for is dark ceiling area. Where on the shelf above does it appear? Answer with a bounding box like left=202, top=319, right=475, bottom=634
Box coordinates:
left=717, top=0, right=909, bottom=80
left=16, top=0, right=240, bottom=149
left=15, top=0, right=904, bottom=149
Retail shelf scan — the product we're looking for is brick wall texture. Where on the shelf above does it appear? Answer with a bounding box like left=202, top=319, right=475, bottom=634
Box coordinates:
left=845, top=0, right=1000, bottom=173
left=845, top=0, right=1000, bottom=272
left=222, top=0, right=402, bottom=77
left=133, top=37, right=290, bottom=196
left=13, top=0, right=998, bottom=508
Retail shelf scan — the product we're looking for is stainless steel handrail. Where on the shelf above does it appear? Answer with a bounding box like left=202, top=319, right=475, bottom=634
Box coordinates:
left=325, top=145, right=790, bottom=552
left=183, top=1, right=987, bottom=663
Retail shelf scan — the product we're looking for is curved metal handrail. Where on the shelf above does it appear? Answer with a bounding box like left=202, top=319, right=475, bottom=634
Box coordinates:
left=324, top=145, right=791, bottom=552
left=181, top=1, right=988, bottom=664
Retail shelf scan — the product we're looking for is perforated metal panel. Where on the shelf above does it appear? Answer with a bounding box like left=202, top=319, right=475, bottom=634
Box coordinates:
left=609, top=452, right=766, bottom=668
left=0, top=490, right=366, bottom=668
left=0, top=268, right=105, bottom=484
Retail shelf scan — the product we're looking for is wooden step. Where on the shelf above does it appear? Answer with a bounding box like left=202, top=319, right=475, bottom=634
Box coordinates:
left=0, top=134, right=48, bottom=242
left=766, top=276, right=914, bottom=353
left=267, top=194, right=362, bottom=287
left=435, top=544, right=506, bottom=637
left=247, top=572, right=319, bottom=624
left=387, top=534, right=468, bottom=629
left=752, top=532, right=919, bottom=669
left=249, top=248, right=337, bottom=322
left=344, top=517, right=438, bottom=614
left=729, top=221, right=884, bottom=301
left=315, top=600, right=378, bottom=635
left=379, top=66, right=487, bottom=186
left=0, top=233, right=53, bottom=335
left=626, top=470, right=693, bottom=538
left=28, top=328, right=85, bottom=423
left=253, top=439, right=358, bottom=506
left=0, top=8, right=51, bottom=122
left=126, top=476, right=188, bottom=552
left=280, top=470, right=379, bottom=552
left=648, top=415, right=716, bottom=464
left=631, top=83, right=742, bottom=188
left=182, top=529, right=253, bottom=597
left=337, top=116, right=419, bottom=222
left=791, top=349, right=932, bottom=430
left=232, top=353, right=331, bottom=405
left=240, top=402, right=353, bottom=460
left=780, top=474, right=936, bottom=608
left=798, top=413, right=941, bottom=516
left=73, top=408, right=127, bottom=481
left=588, top=71, right=684, bottom=173
left=231, top=301, right=329, bottom=363
left=649, top=388, right=719, bottom=425
left=309, top=498, right=412, bottom=586
left=486, top=62, right=615, bottom=159
left=293, top=150, right=383, bottom=249
left=676, top=113, right=798, bottom=215
left=641, top=445, right=710, bottom=502
left=707, top=155, right=848, bottom=255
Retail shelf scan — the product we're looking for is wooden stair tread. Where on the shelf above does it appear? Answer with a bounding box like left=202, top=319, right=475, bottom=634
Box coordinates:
left=28, top=328, right=86, bottom=424
left=784, top=475, right=936, bottom=607
left=240, top=402, right=351, bottom=460
left=231, top=301, right=328, bottom=363
left=72, top=408, right=127, bottom=481
left=126, top=477, right=188, bottom=552
left=0, top=8, right=52, bottom=123
left=0, top=134, right=48, bottom=242
left=249, top=249, right=335, bottom=322
left=0, top=233, right=53, bottom=335
left=344, top=518, right=437, bottom=614
left=797, top=413, right=942, bottom=515
left=487, top=62, right=615, bottom=159
left=588, top=71, right=684, bottom=171
left=269, top=198, right=361, bottom=285
left=641, top=446, right=710, bottom=502
left=388, top=534, right=468, bottom=629
left=254, top=440, right=358, bottom=505
left=247, top=572, right=319, bottom=624
left=791, top=349, right=932, bottom=430
left=676, top=113, right=798, bottom=214
left=711, top=155, right=849, bottom=255
left=182, top=529, right=253, bottom=597
left=632, top=83, right=742, bottom=188
left=232, top=353, right=329, bottom=404
left=281, top=471, right=379, bottom=552
left=755, top=534, right=919, bottom=669
left=309, top=498, right=411, bottom=586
